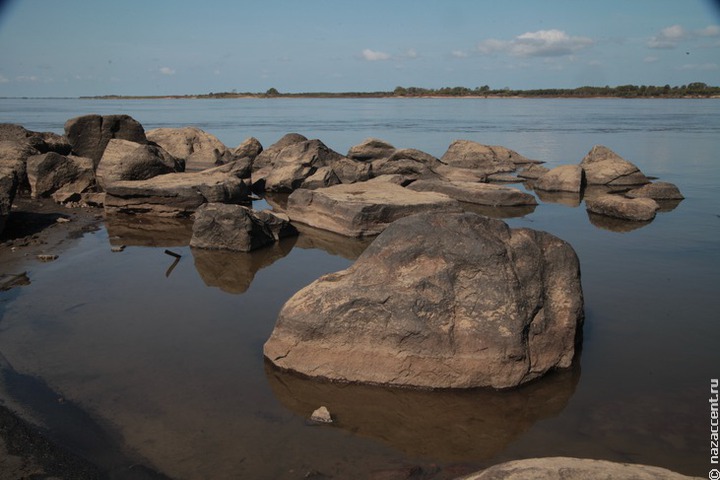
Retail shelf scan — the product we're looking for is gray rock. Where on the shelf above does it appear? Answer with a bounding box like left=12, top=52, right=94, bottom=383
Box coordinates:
left=64, top=114, right=147, bottom=166
left=346, top=138, right=396, bottom=162
left=460, top=457, right=702, bottom=480
left=517, top=164, right=550, bottom=180
left=26, top=152, right=95, bottom=198
left=533, top=164, right=584, bottom=193
left=0, top=123, right=71, bottom=155
left=580, top=145, right=650, bottom=186
left=252, top=133, right=308, bottom=174
left=104, top=160, right=251, bottom=217
left=0, top=140, right=40, bottom=189
left=407, top=179, right=537, bottom=206
left=146, top=126, right=233, bottom=172
left=96, top=139, right=183, bottom=189
left=626, top=181, right=684, bottom=200
left=264, top=211, right=584, bottom=389
left=371, top=148, right=442, bottom=180
left=286, top=178, right=462, bottom=237
left=0, top=164, right=20, bottom=235
left=440, top=140, right=534, bottom=173
left=586, top=194, right=659, bottom=222
left=190, top=203, right=297, bottom=252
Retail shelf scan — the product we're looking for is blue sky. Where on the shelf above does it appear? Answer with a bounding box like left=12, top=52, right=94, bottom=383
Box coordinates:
left=0, top=0, right=719, bottom=96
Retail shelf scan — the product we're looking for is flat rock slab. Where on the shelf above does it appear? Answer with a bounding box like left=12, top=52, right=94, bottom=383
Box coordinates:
left=264, top=211, right=584, bottom=389
left=533, top=164, right=584, bottom=193
left=626, top=181, right=684, bottom=200
left=586, top=194, right=659, bottom=222
left=407, top=179, right=537, bottom=206
left=104, top=161, right=250, bottom=216
left=286, top=179, right=462, bottom=237
left=461, top=457, right=702, bottom=480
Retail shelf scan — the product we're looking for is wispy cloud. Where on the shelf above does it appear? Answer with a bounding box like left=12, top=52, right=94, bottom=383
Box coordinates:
left=159, top=66, right=176, bottom=75
left=696, top=25, right=720, bottom=37
left=361, top=49, right=391, bottom=61
left=0, top=74, right=9, bottom=83
left=679, top=62, right=719, bottom=71
left=404, top=48, right=418, bottom=59
left=16, top=75, right=39, bottom=82
left=451, top=50, right=469, bottom=58
left=477, top=29, right=593, bottom=57
left=647, top=24, right=686, bottom=49
left=643, top=56, right=659, bottom=63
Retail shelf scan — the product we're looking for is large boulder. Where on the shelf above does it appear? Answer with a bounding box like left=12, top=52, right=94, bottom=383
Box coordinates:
left=104, top=160, right=251, bottom=216
left=533, top=164, right=584, bottom=193
left=407, top=179, right=537, bottom=206
left=346, top=138, right=396, bottom=162
left=286, top=178, right=462, bottom=237
left=96, top=139, right=183, bottom=189
left=440, top=140, right=534, bottom=173
left=190, top=203, right=297, bottom=252
left=580, top=145, right=650, bottom=186
left=461, top=457, right=701, bottom=480
left=263, top=139, right=370, bottom=192
left=517, top=164, right=550, bottom=180
left=371, top=148, right=442, bottom=180
left=64, top=114, right=147, bottom=166
left=146, top=126, right=233, bottom=172
left=26, top=152, right=95, bottom=199
left=264, top=211, right=584, bottom=389
left=586, top=194, right=659, bottom=222
left=233, top=137, right=263, bottom=162
left=252, top=133, right=308, bottom=174
left=0, top=140, right=38, bottom=190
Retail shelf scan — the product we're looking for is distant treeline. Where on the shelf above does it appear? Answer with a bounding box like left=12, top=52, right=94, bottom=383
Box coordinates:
left=83, top=82, right=720, bottom=100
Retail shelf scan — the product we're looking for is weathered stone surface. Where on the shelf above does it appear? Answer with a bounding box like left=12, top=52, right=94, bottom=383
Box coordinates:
left=146, top=126, right=233, bottom=172
left=586, top=194, right=659, bottom=222
left=26, top=152, right=95, bottom=198
left=264, top=211, right=584, bottom=389
left=104, top=160, right=251, bottom=216
left=533, top=164, right=584, bottom=193
left=517, top=164, right=549, bottom=180
left=0, top=165, right=20, bottom=234
left=96, top=139, right=183, bottom=189
left=434, top=164, right=488, bottom=183
left=580, top=145, right=650, bottom=186
left=286, top=179, right=462, bottom=237
left=407, top=179, right=537, bottom=206
left=440, top=140, right=534, bottom=173
left=347, top=138, right=396, bottom=162
left=626, top=181, right=684, bottom=200
left=233, top=137, right=263, bottom=162
left=190, top=203, right=297, bottom=252
left=64, top=114, right=147, bottom=166
left=309, top=406, right=332, bottom=424
left=371, top=148, right=442, bottom=180
left=263, top=139, right=369, bottom=192
left=0, top=123, right=71, bottom=155
left=460, top=457, right=701, bottom=480
left=252, top=133, right=308, bottom=174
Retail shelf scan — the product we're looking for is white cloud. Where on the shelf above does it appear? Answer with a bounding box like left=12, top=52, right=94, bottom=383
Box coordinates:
left=679, top=62, right=719, bottom=71
left=477, top=29, right=593, bottom=57
left=361, top=49, right=391, bottom=61
left=159, top=67, right=176, bottom=75
left=451, top=50, right=468, bottom=58
left=0, top=74, right=9, bottom=83
left=648, top=24, right=686, bottom=49
left=16, top=75, right=39, bottom=82
left=696, top=25, right=720, bottom=37
left=405, top=48, right=418, bottom=59
left=643, top=56, right=659, bottom=63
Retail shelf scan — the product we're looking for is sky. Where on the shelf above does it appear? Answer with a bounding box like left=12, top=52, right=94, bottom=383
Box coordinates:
left=0, top=0, right=719, bottom=97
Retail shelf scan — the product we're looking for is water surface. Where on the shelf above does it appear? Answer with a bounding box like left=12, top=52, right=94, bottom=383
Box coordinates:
left=0, top=98, right=718, bottom=479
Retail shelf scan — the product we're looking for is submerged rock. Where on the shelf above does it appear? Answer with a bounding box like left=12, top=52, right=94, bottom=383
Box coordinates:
left=286, top=178, right=462, bottom=237
left=626, top=181, right=684, bottom=200
left=264, top=211, right=584, bottom=389
left=586, top=194, right=659, bottom=222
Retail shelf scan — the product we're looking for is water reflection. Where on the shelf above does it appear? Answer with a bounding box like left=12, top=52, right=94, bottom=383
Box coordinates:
left=294, top=223, right=373, bottom=260
left=191, top=237, right=297, bottom=294
left=459, top=201, right=537, bottom=219
left=265, top=362, right=580, bottom=462
left=532, top=189, right=582, bottom=207
left=586, top=211, right=654, bottom=232
left=105, top=214, right=194, bottom=247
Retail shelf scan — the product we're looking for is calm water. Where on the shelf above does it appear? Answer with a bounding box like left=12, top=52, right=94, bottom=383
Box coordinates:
left=0, top=98, right=719, bottom=479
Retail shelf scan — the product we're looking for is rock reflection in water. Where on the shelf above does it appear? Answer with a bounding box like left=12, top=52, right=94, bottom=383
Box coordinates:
left=265, top=361, right=580, bottom=462
left=191, top=236, right=297, bottom=294
left=105, top=213, right=194, bottom=247
left=459, top=201, right=537, bottom=219
left=294, top=223, right=374, bottom=261
left=586, top=211, right=654, bottom=232
left=532, top=189, right=582, bottom=207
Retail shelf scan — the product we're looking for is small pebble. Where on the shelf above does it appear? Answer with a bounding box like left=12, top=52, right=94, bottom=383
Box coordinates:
left=310, top=406, right=332, bottom=424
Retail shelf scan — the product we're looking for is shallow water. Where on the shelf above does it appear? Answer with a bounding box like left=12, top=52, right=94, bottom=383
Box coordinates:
left=0, top=98, right=719, bottom=479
